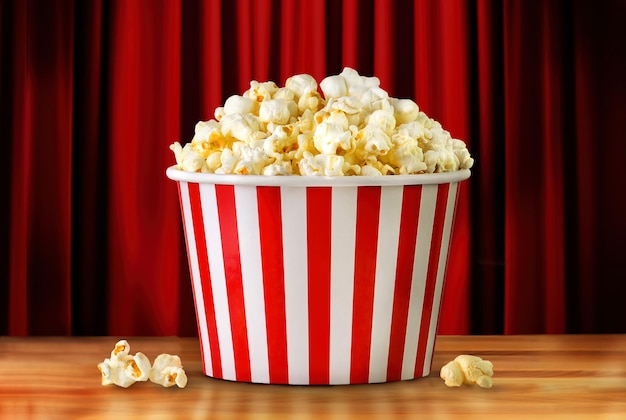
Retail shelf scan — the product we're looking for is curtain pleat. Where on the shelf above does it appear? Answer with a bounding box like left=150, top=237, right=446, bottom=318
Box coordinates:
left=472, top=0, right=505, bottom=334
left=6, top=0, right=30, bottom=336
left=2, top=0, right=625, bottom=336
left=571, top=0, right=626, bottom=333
left=503, top=0, right=567, bottom=333
left=7, top=0, right=75, bottom=335
left=572, top=1, right=599, bottom=334
left=373, top=0, right=394, bottom=91
left=106, top=0, right=188, bottom=335
left=71, top=0, right=108, bottom=335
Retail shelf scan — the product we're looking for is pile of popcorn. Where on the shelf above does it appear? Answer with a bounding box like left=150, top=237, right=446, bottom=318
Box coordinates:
left=170, top=67, right=473, bottom=176
left=97, top=340, right=188, bottom=388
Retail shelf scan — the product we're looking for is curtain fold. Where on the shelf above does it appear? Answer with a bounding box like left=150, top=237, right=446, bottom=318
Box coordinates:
left=1, top=0, right=625, bottom=336
left=6, top=0, right=75, bottom=335
left=502, top=0, right=568, bottom=333
left=471, top=0, right=505, bottom=334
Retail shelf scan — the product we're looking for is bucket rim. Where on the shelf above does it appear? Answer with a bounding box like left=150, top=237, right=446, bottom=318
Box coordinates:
left=166, top=166, right=471, bottom=187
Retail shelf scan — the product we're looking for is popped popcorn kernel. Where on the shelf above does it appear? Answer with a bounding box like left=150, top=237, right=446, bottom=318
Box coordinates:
left=125, top=352, right=151, bottom=382
left=170, top=67, right=473, bottom=176
left=440, top=355, right=494, bottom=388
left=150, top=354, right=188, bottom=388
left=112, top=340, right=130, bottom=357
left=98, top=340, right=187, bottom=389
left=97, top=340, right=150, bottom=388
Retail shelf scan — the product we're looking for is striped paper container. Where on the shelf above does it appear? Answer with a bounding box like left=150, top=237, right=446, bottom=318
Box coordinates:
left=167, top=167, right=470, bottom=385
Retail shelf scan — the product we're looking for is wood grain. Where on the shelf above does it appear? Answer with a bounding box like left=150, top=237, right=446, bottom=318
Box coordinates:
left=0, top=335, right=624, bottom=419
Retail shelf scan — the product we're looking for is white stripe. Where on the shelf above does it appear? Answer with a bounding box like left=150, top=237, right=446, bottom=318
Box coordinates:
left=329, top=186, right=357, bottom=384
left=200, top=184, right=236, bottom=381
left=423, top=182, right=458, bottom=376
left=180, top=182, right=212, bottom=377
left=234, top=185, right=270, bottom=383
left=281, top=187, right=310, bottom=384
left=401, top=184, right=438, bottom=380
left=369, top=186, right=403, bottom=383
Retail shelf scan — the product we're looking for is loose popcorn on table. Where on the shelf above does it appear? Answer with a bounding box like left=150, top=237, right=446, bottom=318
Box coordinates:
left=97, top=340, right=151, bottom=388
left=170, top=67, right=474, bottom=176
left=150, top=353, right=188, bottom=388
left=97, top=340, right=187, bottom=389
left=440, top=355, right=494, bottom=389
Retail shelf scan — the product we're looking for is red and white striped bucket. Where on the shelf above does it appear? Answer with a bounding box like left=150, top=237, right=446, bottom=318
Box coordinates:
left=167, top=167, right=470, bottom=385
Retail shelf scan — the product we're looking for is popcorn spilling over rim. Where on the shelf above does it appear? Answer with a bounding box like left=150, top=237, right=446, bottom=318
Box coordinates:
left=97, top=340, right=188, bottom=388
left=170, top=67, right=474, bottom=176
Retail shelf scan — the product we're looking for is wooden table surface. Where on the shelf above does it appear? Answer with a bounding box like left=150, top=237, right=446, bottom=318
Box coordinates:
left=0, top=335, right=625, bottom=419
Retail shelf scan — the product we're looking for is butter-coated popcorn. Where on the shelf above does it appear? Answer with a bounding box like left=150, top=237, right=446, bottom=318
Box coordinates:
left=170, top=67, right=473, bottom=176
left=191, top=120, right=228, bottom=158
left=98, top=340, right=188, bottom=389
left=150, top=354, right=188, bottom=388
left=170, top=141, right=207, bottom=173
left=440, top=355, right=494, bottom=388
left=392, top=98, right=420, bottom=126
left=386, top=130, right=428, bottom=174
left=244, top=80, right=279, bottom=103
left=97, top=340, right=151, bottom=388
left=112, top=339, right=130, bottom=358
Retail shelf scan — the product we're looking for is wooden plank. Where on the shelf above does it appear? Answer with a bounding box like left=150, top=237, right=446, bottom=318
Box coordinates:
left=0, top=335, right=624, bottom=418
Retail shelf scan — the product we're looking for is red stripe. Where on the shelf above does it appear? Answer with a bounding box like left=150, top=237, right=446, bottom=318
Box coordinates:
left=427, top=183, right=460, bottom=373
left=187, top=183, right=222, bottom=378
left=178, top=182, right=207, bottom=370
left=414, top=184, right=450, bottom=377
left=350, top=186, right=382, bottom=384
left=386, top=185, right=422, bottom=382
left=306, top=187, right=332, bottom=385
left=257, top=186, right=289, bottom=384
left=215, top=185, right=251, bottom=382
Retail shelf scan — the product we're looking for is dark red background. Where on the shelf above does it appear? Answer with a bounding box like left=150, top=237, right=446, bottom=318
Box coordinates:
left=2, top=0, right=625, bottom=336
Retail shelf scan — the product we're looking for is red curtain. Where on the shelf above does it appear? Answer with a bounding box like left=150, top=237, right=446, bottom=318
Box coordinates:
left=2, top=0, right=625, bottom=336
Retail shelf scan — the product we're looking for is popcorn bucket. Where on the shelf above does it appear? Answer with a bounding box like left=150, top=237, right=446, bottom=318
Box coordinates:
left=167, top=167, right=470, bottom=385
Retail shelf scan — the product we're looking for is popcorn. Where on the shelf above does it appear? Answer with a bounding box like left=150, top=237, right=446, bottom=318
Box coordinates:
left=244, top=80, right=279, bottom=103
left=440, top=355, right=494, bottom=388
left=219, top=113, right=265, bottom=143
left=392, top=98, right=420, bottom=126
left=170, top=67, right=473, bottom=176
left=320, top=74, right=348, bottom=99
left=299, top=151, right=345, bottom=176
left=285, top=73, right=318, bottom=99
left=259, top=98, right=292, bottom=125
left=97, top=340, right=151, bottom=388
left=354, top=125, right=392, bottom=158
left=150, top=354, right=188, bottom=388
left=386, top=129, right=428, bottom=174
left=223, top=95, right=259, bottom=116
left=313, top=120, right=352, bottom=155
left=340, top=66, right=381, bottom=98
left=365, top=109, right=396, bottom=135
left=97, top=340, right=188, bottom=389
